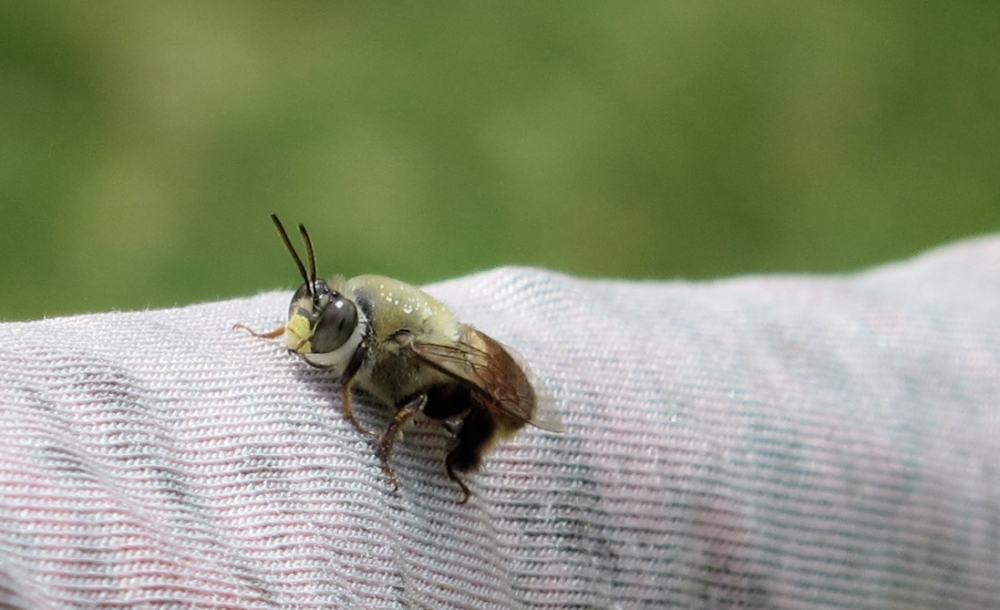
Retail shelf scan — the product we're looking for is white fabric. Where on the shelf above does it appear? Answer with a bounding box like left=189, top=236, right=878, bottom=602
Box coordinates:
left=1, top=236, right=999, bottom=609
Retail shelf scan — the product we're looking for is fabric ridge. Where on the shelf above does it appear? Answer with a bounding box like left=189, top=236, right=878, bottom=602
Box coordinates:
left=0, top=235, right=999, bottom=608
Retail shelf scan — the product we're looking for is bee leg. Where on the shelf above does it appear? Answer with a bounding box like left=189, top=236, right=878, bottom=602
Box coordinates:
left=444, top=405, right=494, bottom=504
left=233, top=323, right=286, bottom=338
left=338, top=344, right=378, bottom=438
left=376, top=394, right=427, bottom=491
left=338, top=382, right=378, bottom=439
left=444, top=456, right=473, bottom=504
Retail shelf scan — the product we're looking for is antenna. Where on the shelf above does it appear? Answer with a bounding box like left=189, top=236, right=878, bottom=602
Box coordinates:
left=298, top=223, right=318, bottom=285
left=270, top=214, right=313, bottom=298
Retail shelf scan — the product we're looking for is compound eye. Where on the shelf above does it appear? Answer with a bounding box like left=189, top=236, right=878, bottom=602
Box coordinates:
left=291, top=283, right=312, bottom=304
left=310, top=293, right=358, bottom=353
left=288, top=280, right=331, bottom=318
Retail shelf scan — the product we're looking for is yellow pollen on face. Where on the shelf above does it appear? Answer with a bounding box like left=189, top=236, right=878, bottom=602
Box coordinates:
left=285, top=315, right=315, bottom=353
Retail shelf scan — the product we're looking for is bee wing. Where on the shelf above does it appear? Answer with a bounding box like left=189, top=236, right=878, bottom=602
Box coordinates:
left=410, top=328, right=564, bottom=434
left=499, top=341, right=565, bottom=433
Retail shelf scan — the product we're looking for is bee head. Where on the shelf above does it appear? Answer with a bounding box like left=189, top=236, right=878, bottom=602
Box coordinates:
left=286, top=279, right=358, bottom=354
left=271, top=214, right=366, bottom=370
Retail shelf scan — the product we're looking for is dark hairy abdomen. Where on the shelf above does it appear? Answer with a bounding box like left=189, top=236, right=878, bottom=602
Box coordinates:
left=423, top=384, right=494, bottom=473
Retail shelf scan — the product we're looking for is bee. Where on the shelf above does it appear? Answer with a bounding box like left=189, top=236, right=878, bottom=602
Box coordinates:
left=238, top=214, right=564, bottom=502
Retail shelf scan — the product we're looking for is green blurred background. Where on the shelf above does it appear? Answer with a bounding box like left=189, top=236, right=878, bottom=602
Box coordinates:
left=1, top=2, right=998, bottom=320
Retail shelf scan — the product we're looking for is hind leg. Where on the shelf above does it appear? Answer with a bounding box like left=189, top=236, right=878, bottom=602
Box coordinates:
left=444, top=405, right=496, bottom=504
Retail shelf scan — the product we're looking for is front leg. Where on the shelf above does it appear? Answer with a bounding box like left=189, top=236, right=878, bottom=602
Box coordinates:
left=337, top=382, right=378, bottom=439
left=376, top=394, right=428, bottom=491
left=339, top=342, right=378, bottom=438
left=233, top=322, right=286, bottom=339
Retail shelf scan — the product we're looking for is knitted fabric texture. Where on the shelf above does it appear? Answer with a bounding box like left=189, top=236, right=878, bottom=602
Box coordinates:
left=1, top=236, right=999, bottom=609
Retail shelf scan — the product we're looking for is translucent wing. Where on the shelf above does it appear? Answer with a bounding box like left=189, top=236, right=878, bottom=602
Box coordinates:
left=500, top=341, right=564, bottom=433
left=409, top=327, right=564, bottom=434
